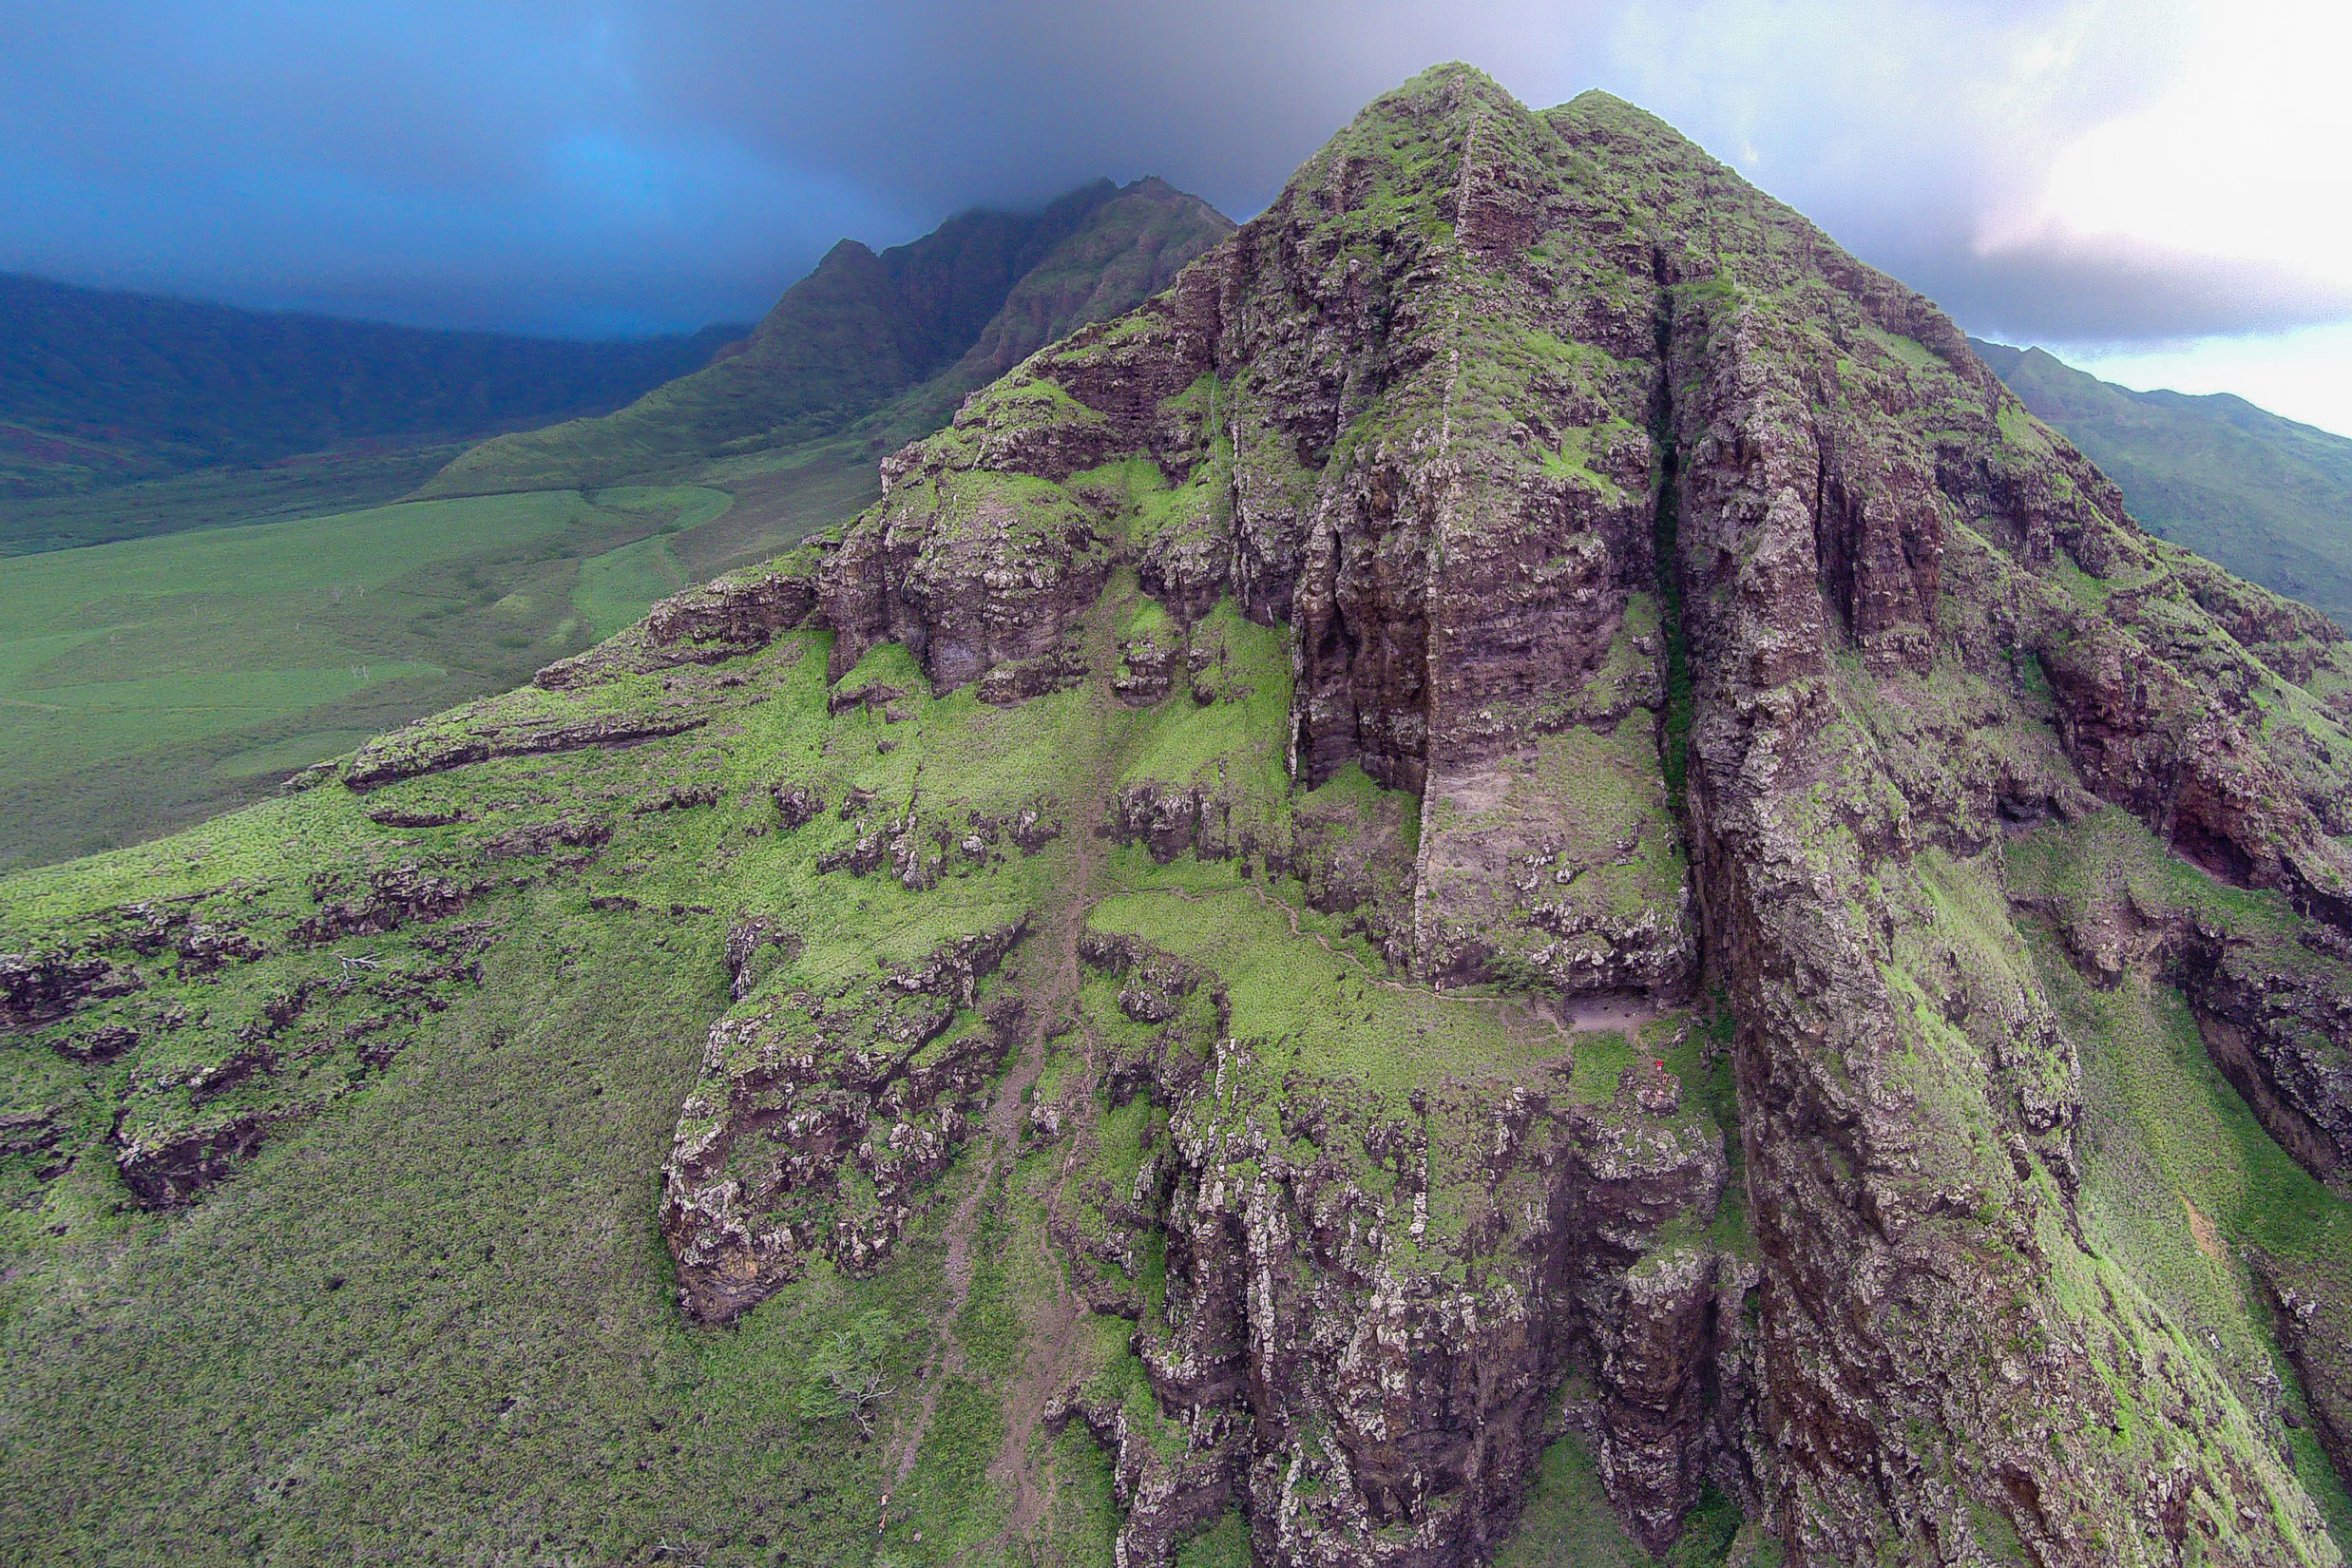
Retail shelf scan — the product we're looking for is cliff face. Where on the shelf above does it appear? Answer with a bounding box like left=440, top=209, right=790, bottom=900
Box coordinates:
left=7, top=63, right=2352, bottom=1568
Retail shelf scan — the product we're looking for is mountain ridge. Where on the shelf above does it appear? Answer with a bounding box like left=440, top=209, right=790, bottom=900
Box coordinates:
left=0, top=273, right=746, bottom=498
left=421, top=177, right=1235, bottom=498
left=1976, top=337, right=2352, bottom=630
left=4, top=62, right=2350, bottom=1568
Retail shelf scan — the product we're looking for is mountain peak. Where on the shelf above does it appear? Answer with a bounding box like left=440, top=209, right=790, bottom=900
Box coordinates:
left=813, top=236, right=879, bottom=266
left=766, top=68, right=2352, bottom=1560
left=422, top=177, right=1233, bottom=495
left=1378, top=58, right=1518, bottom=107
left=9, top=69, right=2352, bottom=1568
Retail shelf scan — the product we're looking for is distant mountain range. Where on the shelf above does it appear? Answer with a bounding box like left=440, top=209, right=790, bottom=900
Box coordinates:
left=1976, top=338, right=2352, bottom=629
left=422, top=176, right=1234, bottom=497
left=0, top=275, right=746, bottom=499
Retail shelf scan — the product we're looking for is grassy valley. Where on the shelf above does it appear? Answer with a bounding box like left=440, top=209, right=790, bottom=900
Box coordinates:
left=0, top=482, right=806, bottom=869
left=0, top=179, right=1230, bottom=868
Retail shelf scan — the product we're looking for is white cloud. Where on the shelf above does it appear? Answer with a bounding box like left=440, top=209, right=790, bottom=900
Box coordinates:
left=1979, top=0, right=2352, bottom=300
left=1595, top=0, right=2193, bottom=232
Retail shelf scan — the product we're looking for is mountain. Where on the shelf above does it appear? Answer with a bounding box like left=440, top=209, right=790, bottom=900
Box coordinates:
left=422, top=177, right=1236, bottom=497
left=0, top=273, right=745, bottom=499
left=1976, top=338, right=2352, bottom=629
left=8, top=65, right=2352, bottom=1568
left=0, top=182, right=1230, bottom=878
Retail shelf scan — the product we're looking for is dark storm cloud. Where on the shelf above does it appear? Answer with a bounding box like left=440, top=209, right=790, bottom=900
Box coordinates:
left=0, top=0, right=2337, bottom=343
left=1879, top=229, right=2352, bottom=344
left=0, top=0, right=927, bottom=333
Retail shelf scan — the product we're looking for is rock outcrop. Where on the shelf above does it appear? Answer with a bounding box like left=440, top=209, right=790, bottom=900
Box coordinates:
left=660, top=922, right=1029, bottom=1322
left=1048, top=937, right=1735, bottom=1568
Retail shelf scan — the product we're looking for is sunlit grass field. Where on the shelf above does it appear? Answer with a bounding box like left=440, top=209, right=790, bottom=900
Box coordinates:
left=0, top=485, right=727, bottom=867
left=0, top=430, right=884, bottom=868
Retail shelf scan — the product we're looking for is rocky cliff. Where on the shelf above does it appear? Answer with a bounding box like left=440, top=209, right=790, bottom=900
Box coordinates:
left=5, top=63, right=2352, bottom=1568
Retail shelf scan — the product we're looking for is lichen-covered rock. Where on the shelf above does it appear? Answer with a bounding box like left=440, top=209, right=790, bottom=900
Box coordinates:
left=1113, top=622, right=1183, bottom=706
left=1046, top=930, right=1736, bottom=1567
left=0, top=947, right=143, bottom=1030
left=292, top=866, right=478, bottom=943
left=722, top=915, right=798, bottom=1002
left=4, top=888, right=498, bottom=1214
left=474, top=816, right=611, bottom=863
left=817, top=434, right=1119, bottom=689
left=2253, top=1251, right=2352, bottom=1490
left=343, top=699, right=717, bottom=792
left=532, top=559, right=819, bottom=690
left=347, top=635, right=807, bottom=791
left=114, top=1109, right=283, bottom=1209
left=2181, top=937, right=2352, bottom=1188
left=770, top=781, right=826, bottom=829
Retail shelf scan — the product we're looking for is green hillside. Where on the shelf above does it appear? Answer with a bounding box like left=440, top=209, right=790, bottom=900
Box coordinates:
left=0, top=273, right=743, bottom=501
left=423, top=177, right=1233, bottom=497
left=0, top=441, right=468, bottom=557
left=1977, top=338, right=2352, bottom=628
left=0, top=485, right=737, bottom=869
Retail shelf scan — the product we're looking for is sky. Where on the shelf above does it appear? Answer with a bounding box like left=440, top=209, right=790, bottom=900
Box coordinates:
left=4, top=0, right=2351, bottom=432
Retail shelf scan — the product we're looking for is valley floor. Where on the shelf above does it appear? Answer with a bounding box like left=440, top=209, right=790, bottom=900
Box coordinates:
left=0, top=446, right=877, bottom=868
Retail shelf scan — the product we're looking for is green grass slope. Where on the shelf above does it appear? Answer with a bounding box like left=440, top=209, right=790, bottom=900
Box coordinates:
left=423, top=178, right=1233, bottom=498
left=0, top=273, right=743, bottom=501
left=0, top=569, right=1532, bottom=1565
left=0, top=485, right=747, bottom=869
left=1977, top=339, right=2352, bottom=630
left=2006, top=810, right=2352, bottom=1541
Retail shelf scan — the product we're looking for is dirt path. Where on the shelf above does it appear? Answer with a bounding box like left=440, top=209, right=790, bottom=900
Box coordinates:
left=881, top=618, right=1125, bottom=1550
left=886, top=1027, right=1052, bottom=1498
left=960, top=631, right=1138, bottom=1554
left=984, top=1059, right=1104, bottom=1545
